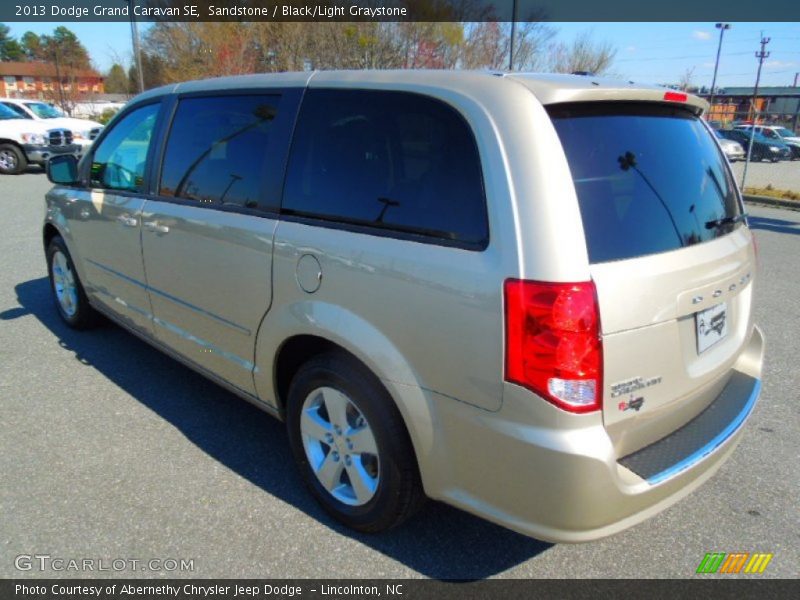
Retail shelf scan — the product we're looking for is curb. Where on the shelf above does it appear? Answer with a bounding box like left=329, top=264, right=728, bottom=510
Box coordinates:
left=743, top=194, right=800, bottom=211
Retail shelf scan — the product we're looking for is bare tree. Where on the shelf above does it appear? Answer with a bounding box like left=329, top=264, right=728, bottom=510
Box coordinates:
left=39, top=28, right=97, bottom=115
left=461, top=22, right=508, bottom=69
left=678, top=66, right=696, bottom=91
left=142, top=20, right=563, bottom=82
left=393, top=22, right=463, bottom=69
left=510, top=22, right=555, bottom=71
left=144, top=22, right=259, bottom=83
left=460, top=22, right=553, bottom=71
left=251, top=23, right=312, bottom=72
left=547, top=30, right=617, bottom=75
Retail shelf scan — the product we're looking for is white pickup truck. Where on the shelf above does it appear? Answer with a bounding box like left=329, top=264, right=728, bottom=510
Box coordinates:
left=0, top=103, right=80, bottom=174
left=1, top=97, right=103, bottom=155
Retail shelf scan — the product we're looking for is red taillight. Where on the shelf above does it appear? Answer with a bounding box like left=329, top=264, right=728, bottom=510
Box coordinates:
left=663, top=91, right=688, bottom=102
left=504, top=279, right=603, bottom=413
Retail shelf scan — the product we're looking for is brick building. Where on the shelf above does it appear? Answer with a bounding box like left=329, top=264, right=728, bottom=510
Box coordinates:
left=0, top=61, right=104, bottom=100
left=701, top=86, right=800, bottom=131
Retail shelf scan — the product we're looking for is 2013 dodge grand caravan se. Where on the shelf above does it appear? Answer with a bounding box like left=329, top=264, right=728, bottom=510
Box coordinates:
left=43, top=71, right=764, bottom=542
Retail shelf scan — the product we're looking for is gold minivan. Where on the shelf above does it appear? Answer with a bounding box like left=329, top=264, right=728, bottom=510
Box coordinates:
left=43, top=71, right=764, bottom=542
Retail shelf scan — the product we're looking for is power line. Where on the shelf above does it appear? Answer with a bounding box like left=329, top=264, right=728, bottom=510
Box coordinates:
left=714, top=69, right=796, bottom=77
left=616, top=50, right=753, bottom=63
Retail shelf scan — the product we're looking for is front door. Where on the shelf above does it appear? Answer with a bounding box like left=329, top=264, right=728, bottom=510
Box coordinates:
left=64, top=102, right=161, bottom=335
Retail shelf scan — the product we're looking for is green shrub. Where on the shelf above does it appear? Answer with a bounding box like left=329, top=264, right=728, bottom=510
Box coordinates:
left=95, top=107, right=120, bottom=125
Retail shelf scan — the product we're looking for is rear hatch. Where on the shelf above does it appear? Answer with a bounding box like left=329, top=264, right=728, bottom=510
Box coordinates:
left=548, top=101, right=756, bottom=456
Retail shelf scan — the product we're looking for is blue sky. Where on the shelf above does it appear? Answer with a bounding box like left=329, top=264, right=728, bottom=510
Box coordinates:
left=554, top=22, right=800, bottom=88
left=6, top=21, right=800, bottom=88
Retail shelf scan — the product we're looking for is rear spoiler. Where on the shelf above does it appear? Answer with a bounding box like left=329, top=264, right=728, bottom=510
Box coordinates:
left=506, top=75, right=708, bottom=116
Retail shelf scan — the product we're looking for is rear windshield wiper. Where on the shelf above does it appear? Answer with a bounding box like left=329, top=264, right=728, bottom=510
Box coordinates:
left=705, top=213, right=748, bottom=229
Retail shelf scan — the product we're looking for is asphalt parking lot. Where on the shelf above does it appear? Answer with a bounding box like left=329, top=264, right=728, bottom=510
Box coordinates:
left=732, top=158, right=800, bottom=192
left=1, top=170, right=798, bottom=579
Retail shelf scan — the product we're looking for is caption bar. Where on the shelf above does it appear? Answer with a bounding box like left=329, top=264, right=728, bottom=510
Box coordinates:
left=4, top=0, right=800, bottom=22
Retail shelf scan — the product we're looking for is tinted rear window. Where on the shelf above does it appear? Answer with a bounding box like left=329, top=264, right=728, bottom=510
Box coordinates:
left=282, top=89, right=488, bottom=248
left=549, top=103, right=742, bottom=264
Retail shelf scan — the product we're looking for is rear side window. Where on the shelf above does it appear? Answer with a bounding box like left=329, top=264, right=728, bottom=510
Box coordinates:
left=282, top=89, right=488, bottom=247
left=159, top=95, right=281, bottom=210
left=549, top=103, right=742, bottom=264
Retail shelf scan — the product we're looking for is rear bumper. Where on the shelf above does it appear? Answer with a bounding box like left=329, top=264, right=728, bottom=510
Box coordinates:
left=420, top=325, right=764, bottom=543
left=619, top=371, right=758, bottom=484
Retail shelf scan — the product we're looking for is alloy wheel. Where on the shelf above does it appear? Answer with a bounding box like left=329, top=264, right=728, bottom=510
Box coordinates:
left=300, top=386, right=380, bottom=506
left=0, top=149, right=18, bottom=171
left=51, top=250, right=78, bottom=317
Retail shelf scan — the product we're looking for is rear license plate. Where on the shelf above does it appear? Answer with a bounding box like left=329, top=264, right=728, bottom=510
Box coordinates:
left=696, top=302, right=728, bottom=354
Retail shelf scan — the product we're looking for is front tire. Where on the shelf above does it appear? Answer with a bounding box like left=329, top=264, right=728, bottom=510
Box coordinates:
left=46, top=236, right=98, bottom=329
left=0, top=143, right=27, bottom=175
left=286, top=352, right=424, bottom=532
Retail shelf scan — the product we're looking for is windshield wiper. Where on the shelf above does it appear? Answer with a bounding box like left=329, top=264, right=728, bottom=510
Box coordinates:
left=705, top=213, right=748, bottom=229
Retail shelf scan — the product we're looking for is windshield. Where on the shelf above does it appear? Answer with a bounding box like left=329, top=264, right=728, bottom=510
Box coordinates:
left=0, top=103, right=22, bottom=120
left=549, top=102, right=742, bottom=264
left=24, top=102, right=64, bottom=119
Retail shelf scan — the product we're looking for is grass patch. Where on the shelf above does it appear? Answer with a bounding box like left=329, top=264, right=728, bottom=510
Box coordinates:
left=744, top=185, right=800, bottom=202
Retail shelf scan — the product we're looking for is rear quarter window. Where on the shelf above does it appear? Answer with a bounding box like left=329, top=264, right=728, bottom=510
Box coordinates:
left=549, top=103, right=742, bottom=264
left=282, top=89, right=489, bottom=248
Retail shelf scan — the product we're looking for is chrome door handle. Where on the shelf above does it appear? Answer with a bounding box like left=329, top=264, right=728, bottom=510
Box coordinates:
left=116, top=214, right=138, bottom=227
left=79, top=208, right=91, bottom=220
left=143, top=221, right=170, bottom=234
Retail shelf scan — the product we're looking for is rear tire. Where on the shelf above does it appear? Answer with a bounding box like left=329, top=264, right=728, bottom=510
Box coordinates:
left=286, top=352, right=425, bottom=532
left=0, top=143, right=27, bottom=175
left=46, top=235, right=98, bottom=329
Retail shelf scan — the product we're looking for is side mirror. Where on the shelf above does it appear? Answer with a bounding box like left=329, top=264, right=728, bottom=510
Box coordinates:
left=47, top=155, right=79, bottom=185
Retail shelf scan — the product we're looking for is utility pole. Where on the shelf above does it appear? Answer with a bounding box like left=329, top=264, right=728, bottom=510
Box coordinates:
left=508, top=0, right=517, bottom=71
left=708, top=23, right=730, bottom=118
left=750, top=36, right=770, bottom=123
left=125, top=0, right=145, bottom=93
left=742, top=34, right=770, bottom=190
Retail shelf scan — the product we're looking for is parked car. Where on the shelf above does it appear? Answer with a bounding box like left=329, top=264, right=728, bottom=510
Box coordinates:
left=43, top=72, right=763, bottom=542
left=1, top=98, right=102, bottom=155
left=0, top=102, right=79, bottom=174
left=713, top=129, right=746, bottom=161
left=718, top=128, right=792, bottom=162
left=734, top=124, right=800, bottom=159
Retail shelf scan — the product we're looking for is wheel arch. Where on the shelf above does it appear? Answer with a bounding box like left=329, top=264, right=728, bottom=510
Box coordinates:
left=42, top=221, right=90, bottom=298
left=255, top=302, right=439, bottom=492
left=0, top=138, right=25, bottom=149
left=43, top=222, right=61, bottom=253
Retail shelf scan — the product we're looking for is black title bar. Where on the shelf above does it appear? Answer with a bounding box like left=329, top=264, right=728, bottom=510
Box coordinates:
left=3, top=0, right=800, bottom=22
